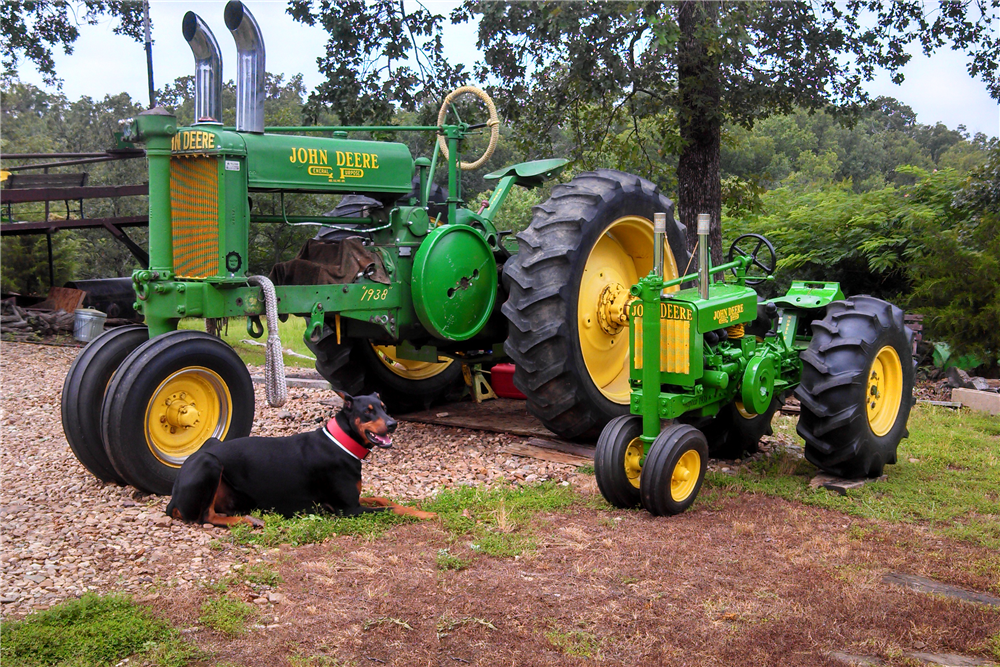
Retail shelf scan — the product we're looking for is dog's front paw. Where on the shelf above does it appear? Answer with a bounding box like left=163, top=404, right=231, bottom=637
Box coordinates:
left=245, top=516, right=266, bottom=529
left=412, top=510, right=437, bottom=521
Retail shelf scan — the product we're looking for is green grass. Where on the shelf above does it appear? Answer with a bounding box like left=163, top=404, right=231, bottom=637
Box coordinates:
left=435, top=548, right=471, bottom=571
left=142, top=637, right=212, bottom=667
left=178, top=316, right=316, bottom=369
left=224, top=483, right=580, bottom=558
left=706, top=404, right=1000, bottom=549
left=544, top=629, right=602, bottom=659
left=241, top=562, right=283, bottom=587
left=423, top=482, right=579, bottom=557
left=227, top=510, right=409, bottom=548
left=198, top=597, right=260, bottom=636
left=0, top=593, right=177, bottom=667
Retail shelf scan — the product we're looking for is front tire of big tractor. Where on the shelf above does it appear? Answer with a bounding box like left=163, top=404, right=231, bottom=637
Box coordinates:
left=796, top=296, right=915, bottom=479
left=502, top=169, right=689, bottom=440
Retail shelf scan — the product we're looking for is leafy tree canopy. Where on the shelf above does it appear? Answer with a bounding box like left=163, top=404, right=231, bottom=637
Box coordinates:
left=1, top=1, right=145, bottom=87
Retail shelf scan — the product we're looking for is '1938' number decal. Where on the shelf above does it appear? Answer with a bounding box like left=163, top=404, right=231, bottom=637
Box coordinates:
left=361, top=288, right=389, bottom=301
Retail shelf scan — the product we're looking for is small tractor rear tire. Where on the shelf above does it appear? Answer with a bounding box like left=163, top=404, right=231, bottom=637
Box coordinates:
left=502, top=169, right=689, bottom=440
left=639, top=424, right=708, bottom=516
left=796, top=296, right=914, bottom=479
left=594, top=414, right=644, bottom=508
left=101, top=330, right=255, bottom=495
left=306, top=329, right=366, bottom=396
left=61, top=325, right=149, bottom=484
left=699, top=397, right=781, bottom=460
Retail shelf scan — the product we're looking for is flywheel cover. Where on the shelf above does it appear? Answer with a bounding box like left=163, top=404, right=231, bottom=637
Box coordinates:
left=412, top=225, right=497, bottom=341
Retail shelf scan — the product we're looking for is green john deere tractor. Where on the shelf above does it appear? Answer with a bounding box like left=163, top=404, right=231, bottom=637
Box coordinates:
left=594, top=214, right=915, bottom=516
left=60, top=1, right=690, bottom=494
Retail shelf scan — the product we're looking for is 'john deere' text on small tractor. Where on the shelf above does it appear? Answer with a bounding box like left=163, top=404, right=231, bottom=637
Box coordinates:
left=594, top=214, right=916, bottom=516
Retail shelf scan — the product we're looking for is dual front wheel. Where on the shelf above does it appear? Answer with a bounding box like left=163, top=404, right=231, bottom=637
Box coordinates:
left=595, top=416, right=708, bottom=516
left=61, top=328, right=254, bottom=495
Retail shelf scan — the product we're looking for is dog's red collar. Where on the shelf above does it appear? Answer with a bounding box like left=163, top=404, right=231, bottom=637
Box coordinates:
left=324, top=419, right=370, bottom=460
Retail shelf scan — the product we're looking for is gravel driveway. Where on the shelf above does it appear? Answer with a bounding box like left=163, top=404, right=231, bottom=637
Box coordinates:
left=0, top=341, right=581, bottom=618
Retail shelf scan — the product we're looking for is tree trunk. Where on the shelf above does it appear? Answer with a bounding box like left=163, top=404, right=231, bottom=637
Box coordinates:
left=676, top=1, right=723, bottom=268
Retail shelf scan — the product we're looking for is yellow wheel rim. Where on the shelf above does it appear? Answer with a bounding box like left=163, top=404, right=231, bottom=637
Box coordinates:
left=145, top=367, right=232, bottom=467
left=578, top=215, right=679, bottom=403
left=624, top=437, right=644, bottom=489
left=866, top=345, right=903, bottom=437
left=372, top=345, right=454, bottom=380
left=670, top=449, right=701, bottom=502
left=734, top=400, right=757, bottom=419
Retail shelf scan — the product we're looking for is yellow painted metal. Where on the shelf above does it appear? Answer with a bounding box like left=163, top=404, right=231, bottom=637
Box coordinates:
left=735, top=400, right=757, bottom=419
left=670, top=449, right=701, bottom=502
left=726, top=323, right=745, bottom=339
left=170, top=156, right=220, bottom=278
left=144, top=366, right=232, bottom=467
left=624, top=437, right=644, bottom=489
left=373, top=344, right=454, bottom=380
left=866, top=345, right=903, bottom=436
left=578, top=215, right=678, bottom=402
left=632, top=315, right=690, bottom=374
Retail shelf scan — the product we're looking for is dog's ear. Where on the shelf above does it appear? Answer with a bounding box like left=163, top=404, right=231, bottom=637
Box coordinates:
left=335, top=390, right=354, bottom=409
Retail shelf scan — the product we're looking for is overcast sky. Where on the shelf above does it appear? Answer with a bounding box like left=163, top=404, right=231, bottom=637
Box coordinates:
left=13, top=1, right=1000, bottom=139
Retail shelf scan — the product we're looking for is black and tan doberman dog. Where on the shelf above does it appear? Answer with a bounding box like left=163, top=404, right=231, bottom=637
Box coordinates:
left=165, top=391, right=435, bottom=527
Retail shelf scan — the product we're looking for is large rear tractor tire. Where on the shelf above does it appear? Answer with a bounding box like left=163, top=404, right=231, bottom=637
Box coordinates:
left=306, top=329, right=463, bottom=413
left=796, top=296, right=915, bottom=479
left=502, top=169, right=689, bottom=440
left=594, top=414, right=644, bottom=509
left=101, top=330, right=255, bottom=495
left=61, top=325, right=148, bottom=484
left=357, top=343, right=464, bottom=412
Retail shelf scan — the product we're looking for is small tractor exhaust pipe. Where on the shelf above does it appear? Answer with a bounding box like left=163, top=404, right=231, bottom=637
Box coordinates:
left=697, top=213, right=710, bottom=299
left=182, top=12, right=223, bottom=124
left=224, top=1, right=265, bottom=133
left=653, top=212, right=666, bottom=279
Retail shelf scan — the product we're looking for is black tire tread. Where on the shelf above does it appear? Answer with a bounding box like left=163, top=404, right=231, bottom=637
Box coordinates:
left=796, top=296, right=915, bottom=479
left=594, top=414, right=643, bottom=509
left=639, top=424, right=708, bottom=516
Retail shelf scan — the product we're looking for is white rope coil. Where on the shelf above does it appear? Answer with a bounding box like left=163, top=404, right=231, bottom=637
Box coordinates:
left=436, top=85, right=500, bottom=171
left=247, top=275, right=287, bottom=407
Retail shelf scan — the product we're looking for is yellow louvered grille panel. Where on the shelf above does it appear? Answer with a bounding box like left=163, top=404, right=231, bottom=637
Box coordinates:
left=170, top=157, right=219, bottom=278
left=632, top=309, right=691, bottom=374
left=659, top=318, right=690, bottom=374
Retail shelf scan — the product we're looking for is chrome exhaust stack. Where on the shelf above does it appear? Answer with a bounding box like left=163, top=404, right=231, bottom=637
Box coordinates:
left=182, top=12, right=223, bottom=124
left=225, top=1, right=265, bottom=134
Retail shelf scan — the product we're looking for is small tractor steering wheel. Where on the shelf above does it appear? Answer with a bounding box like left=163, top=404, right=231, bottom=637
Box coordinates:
left=728, top=233, right=776, bottom=285
left=437, top=85, right=500, bottom=171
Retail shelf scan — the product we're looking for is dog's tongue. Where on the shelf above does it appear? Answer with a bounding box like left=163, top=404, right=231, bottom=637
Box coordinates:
left=368, top=431, right=393, bottom=448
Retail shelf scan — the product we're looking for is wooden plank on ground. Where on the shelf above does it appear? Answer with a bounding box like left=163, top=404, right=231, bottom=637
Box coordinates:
left=522, top=437, right=595, bottom=460
left=501, top=442, right=592, bottom=466
left=401, top=398, right=554, bottom=438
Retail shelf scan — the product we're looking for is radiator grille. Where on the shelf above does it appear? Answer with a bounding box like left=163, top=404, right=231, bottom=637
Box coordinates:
left=632, top=311, right=691, bottom=374
left=170, top=157, right=219, bottom=278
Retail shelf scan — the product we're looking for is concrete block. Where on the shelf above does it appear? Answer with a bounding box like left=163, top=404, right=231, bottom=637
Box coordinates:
left=951, top=388, right=1000, bottom=415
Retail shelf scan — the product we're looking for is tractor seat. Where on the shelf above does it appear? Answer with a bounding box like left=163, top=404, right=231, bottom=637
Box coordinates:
left=484, top=158, right=570, bottom=188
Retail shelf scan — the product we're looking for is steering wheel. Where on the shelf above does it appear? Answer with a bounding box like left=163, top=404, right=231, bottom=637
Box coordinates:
left=728, top=233, right=776, bottom=285
left=436, top=85, right=500, bottom=171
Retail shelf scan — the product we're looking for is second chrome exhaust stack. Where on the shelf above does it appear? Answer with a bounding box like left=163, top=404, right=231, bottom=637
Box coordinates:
left=225, top=1, right=265, bottom=134
left=182, top=12, right=222, bottom=124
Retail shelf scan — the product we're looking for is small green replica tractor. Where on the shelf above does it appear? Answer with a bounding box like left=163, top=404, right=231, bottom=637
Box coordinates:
left=61, top=1, right=691, bottom=495
left=594, top=214, right=916, bottom=516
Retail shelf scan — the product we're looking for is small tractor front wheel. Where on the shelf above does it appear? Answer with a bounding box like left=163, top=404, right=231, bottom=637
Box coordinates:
left=502, top=169, right=689, bottom=440
left=101, top=330, right=255, bottom=495
left=796, top=296, right=915, bottom=479
left=61, top=325, right=149, bottom=484
left=639, top=424, right=708, bottom=516
left=594, top=414, right=644, bottom=508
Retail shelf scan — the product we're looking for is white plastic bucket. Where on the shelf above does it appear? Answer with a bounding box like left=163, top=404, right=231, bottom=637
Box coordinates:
left=73, top=308, right=107, bottom=342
